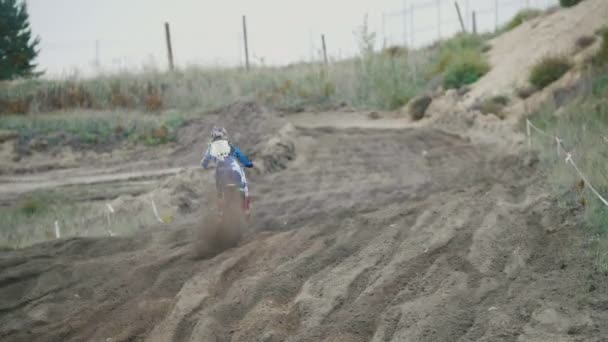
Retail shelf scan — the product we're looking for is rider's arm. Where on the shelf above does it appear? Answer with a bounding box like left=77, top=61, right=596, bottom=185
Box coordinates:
left=201, top=145, right=213, bottom=169
left=231, top=144, right=253, bottom=168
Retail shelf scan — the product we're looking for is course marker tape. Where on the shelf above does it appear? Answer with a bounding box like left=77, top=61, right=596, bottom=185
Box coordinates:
left=54, top=220, right=61, bottom=239
left=150, top=195, right=165, bottom=224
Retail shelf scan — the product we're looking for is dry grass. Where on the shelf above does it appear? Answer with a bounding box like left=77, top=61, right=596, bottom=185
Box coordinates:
left=0, top=110, right=185, bottom=153
left=503, top=9, right=542, bottom=32
left=0, top=28, right=497, bottom=115
left=0, top=189, right=171, bottom=248
left=0, top=50, right=435, bottom=114
left=529, top=69, right=608, bottom=270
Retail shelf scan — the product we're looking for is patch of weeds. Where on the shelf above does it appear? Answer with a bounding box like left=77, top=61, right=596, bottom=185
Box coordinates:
left=576, top=35, right=596, bottom=50
left=19, top=196, right=48, bottom=217
left=443, top=50, right=490, bottom=89
left=559, top=0, right=583, bottom=8
left=432, top=33, right=486, bottom=75
left=503, top=9, right=542, bottom=32
left=138, top=114, right=185, bottom=146
left=408, top=95, right=433, bottom=121
left=591, top=30, right=608, bottom=67
left=0, top=112, right=186, bottom=153
left=529, top=56, right=571, bottom=89
left=429, top=33, right=490, bottom=89
left=595, top=26, right=608, bottom=37
left=529, top=69, right=608, bottom=270
left=592, top=73, right=608, bottom=96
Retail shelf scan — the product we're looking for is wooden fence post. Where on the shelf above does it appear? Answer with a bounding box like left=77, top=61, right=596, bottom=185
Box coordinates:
left=164, top=22, right=174, bottom=71
left=455, top=2, right=467, bottom=33
left=472, top=11, right=477, bottom=34
left=321, top=34, right=328, bottom=67
left=242, top=15, right=250, bottom=71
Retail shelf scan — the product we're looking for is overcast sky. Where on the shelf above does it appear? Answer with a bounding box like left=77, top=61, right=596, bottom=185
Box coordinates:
left=25, top=0, right=558, bottom=77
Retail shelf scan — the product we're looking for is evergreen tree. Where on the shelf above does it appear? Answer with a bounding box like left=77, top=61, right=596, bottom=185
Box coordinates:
left=0, top=0, right=41, bottom=80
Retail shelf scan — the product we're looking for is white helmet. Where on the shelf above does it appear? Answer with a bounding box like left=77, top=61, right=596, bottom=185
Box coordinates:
left=211, top=126, right=228, bottom=141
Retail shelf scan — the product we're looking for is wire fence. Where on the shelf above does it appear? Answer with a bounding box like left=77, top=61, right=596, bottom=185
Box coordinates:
left=36, top=0, right=564, bottom=76
left=526, top=119, right=608, bottom=208
left=382, top=0, right=560, bottom=48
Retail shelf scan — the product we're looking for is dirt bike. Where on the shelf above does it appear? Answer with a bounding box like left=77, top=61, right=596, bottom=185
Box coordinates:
left=207, top=140, right=248, bottom=245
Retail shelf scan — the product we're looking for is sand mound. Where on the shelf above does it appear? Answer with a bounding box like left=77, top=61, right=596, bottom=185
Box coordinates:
left=466, top=0, right=608, bottom=105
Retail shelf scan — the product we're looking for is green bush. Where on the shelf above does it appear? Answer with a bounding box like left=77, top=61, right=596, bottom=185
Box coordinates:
left=503, top=9, right=542, bottom=32
left=529, top=56, right=571, bottom=89
left=592, top=74, right=608, bottom=96
left=442, top=50, right=490, bottom=89
left=433, top=34, right=485, bottom=75
left=592, top=30, right=608, bottom=67
left=559, top=0, right=582, bottom=7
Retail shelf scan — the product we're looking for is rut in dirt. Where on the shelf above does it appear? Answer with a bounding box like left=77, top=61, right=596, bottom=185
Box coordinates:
left=1, top=123, right=608, bottom=342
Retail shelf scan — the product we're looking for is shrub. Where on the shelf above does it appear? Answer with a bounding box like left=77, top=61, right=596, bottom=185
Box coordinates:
left=529, top=56, right=571, bottom=89
left=503, top=9, right=542, bottom=32
left=433, top=33, right=485, bottom=75
left=591, top=30, right=608, bottom=67
left=442, top=50, right=490, bottom=89
left=408, top=95, right=432, bottom=121
left=559, top=0, right=582, bottom=7
left=575, top=35, right=596, bottom=50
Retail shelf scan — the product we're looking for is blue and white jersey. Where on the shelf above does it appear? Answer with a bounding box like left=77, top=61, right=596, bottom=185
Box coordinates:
left=201, top=140, right=253, bottom=195
left=201, top=141, right=253, bottom=169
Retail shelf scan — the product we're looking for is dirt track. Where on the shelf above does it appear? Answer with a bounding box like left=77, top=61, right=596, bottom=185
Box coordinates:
left=1, top=105, right=608, bottom=342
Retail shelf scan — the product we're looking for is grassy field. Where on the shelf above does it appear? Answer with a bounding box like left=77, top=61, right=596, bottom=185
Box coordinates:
left=0, top=110, right=185, bottom=153
left=529, top=66, right=608, bottom=270
left=0, top=189, right=172, bottom=249
left=0, top=29, right=490, bottom=115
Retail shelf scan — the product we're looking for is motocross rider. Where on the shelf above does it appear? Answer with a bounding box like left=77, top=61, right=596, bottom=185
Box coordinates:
left=201, top=126, right=253, bottom=216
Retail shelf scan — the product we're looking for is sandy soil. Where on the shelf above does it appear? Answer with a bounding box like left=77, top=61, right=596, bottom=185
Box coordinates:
left=1, top=104, right=608, bottom=341
left=465, top=0, right=608, bottom=106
